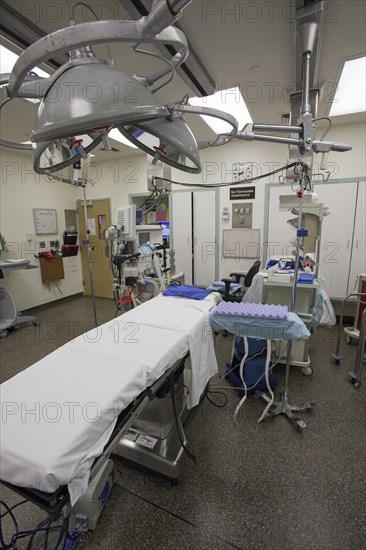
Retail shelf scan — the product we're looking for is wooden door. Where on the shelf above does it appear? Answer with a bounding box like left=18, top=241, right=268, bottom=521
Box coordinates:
left=77, top=198, right=112, bottom=299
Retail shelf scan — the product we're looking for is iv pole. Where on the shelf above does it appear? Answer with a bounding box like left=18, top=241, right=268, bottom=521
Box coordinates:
left=45, top=160, right=99, bottom=327
left=76, top=156, right=98, bottom=328
left=256, top=22, right=319, bottom=432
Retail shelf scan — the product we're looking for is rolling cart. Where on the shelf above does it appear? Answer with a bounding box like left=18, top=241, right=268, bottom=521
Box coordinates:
left=0, top=260, right=40, bottom=337
left=330, top=292, right=366, bottom=365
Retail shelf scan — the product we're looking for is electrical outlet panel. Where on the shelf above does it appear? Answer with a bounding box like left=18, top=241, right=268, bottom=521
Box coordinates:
left=232, top=203, right=253, bottom=228
left=233, top=162, right=252, bottom=182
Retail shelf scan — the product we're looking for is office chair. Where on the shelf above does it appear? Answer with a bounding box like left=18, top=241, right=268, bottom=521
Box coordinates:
left=221, top=260, right=261, bottom=302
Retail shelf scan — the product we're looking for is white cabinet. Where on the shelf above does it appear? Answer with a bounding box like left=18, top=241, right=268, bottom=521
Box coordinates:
left=348, top=182, right=366, bottom=293
left=267, top=181, right=364, bottom=299
left=171, top=190, right=217, bottom=286
left=315, top=182, right=357, bottom=299
left=171, top=191, right=193, bottom=284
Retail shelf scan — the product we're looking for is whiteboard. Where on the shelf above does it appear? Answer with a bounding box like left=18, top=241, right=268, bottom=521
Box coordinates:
left=222, top=229, right=260, bottom=259
left=33, top=209, right=58, bottom=235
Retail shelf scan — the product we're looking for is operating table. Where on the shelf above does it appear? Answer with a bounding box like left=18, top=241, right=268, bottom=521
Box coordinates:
left=0, top=293, right=219, bottom=522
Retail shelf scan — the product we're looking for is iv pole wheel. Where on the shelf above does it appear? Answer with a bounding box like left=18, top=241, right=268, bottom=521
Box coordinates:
left=301, top=366, right=313, bottom=376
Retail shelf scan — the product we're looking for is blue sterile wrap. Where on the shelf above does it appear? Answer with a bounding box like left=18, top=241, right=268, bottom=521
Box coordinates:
left=163, top=285, right=212, bottom=300
left=210, top=309, right=310, bottom=341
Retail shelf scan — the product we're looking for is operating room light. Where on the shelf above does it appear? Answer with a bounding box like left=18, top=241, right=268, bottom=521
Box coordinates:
left=189, top=87, right=253, bottom=134
left=118, top=115, right=202, bottom=173
left=329, top=56, right=366, bottom=116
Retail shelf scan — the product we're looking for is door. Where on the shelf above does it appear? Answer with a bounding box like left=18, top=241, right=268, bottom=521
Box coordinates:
left=315, top=182, right=357, bottom=298
left=193, top=190, right=216, bottom=286
left=171, top=192, right=193, bottom=285
left=348, top=182, right=366, bottom=293
left=77, top=198, right=112, bottom=299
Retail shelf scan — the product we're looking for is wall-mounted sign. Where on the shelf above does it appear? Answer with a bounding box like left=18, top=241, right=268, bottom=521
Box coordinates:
left=33, top=208, right=58, bottom=235
left=230, top=186, right=256, bottom=200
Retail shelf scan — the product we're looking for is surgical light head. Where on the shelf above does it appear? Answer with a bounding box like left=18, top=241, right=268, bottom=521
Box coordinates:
left=118, top=115, right=201, bottom=174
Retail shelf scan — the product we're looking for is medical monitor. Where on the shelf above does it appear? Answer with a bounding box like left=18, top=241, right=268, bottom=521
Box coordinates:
left=116, top=205, right=136, bottom=241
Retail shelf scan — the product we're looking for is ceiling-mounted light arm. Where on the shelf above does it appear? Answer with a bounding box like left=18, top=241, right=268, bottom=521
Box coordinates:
left=298, top=21, right=318, bottom=115
left=198, top=135, right=233, bottom=149
left=3, top=57, right=111, bottom=101
left=167, top=0, right=192, bottom=15
left=7, top=18, right=190, bottom=97
left=251, top=124, right=302, bottom=134
left=312, top=141, right=352, bottom=153
left=142, top=0, right=192, bottom=38
left=132, top=27, right=189, bottom=87
left=4, top=27, right=188, bottom=101
left=167, top=103, right=239, bottom=134
left=237, top=127, right=302, bottom=147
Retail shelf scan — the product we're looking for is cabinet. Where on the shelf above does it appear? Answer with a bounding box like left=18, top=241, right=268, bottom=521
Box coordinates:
left=39, top=256, right=65, bottom=284
left=171, top=190, right=217, bottom=286
left=267, top=181, right=365, bottom=299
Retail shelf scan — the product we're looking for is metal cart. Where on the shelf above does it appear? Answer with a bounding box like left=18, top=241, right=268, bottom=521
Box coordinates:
left=331, top=292, right=366, bottom=388
left=0, top=260, right=40, bottom=337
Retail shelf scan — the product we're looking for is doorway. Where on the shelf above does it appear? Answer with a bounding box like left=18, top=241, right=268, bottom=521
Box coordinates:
left=77, top=198, right=112, bottom=299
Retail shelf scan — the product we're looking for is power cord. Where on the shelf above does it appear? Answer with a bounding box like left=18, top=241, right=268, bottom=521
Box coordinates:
left=203, top=382, right=228, bottom=408
left=0, top=499, right=74, bottom=550
left=170, top=372, right=196, bottom=463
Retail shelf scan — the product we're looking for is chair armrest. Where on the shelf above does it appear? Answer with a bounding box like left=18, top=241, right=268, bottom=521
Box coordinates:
left=229, top=271, right=247, bottom=283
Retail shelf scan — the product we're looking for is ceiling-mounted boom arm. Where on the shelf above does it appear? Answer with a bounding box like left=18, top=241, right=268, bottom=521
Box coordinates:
left=6, top=19, right=190, bottom=98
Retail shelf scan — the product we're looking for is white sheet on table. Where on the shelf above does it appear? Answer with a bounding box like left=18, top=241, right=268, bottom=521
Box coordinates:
left=0, top=294, right=217, bottom=504
left=116, top=294, right=218, bottom=407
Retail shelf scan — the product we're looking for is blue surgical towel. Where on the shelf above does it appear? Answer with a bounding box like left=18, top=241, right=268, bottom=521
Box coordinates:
left=298, top=273, right=315, bottom=284
left=163, top=285, right=212, bottom=300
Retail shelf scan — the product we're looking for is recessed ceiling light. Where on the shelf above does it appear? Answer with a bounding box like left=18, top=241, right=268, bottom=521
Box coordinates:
left=189, top=86, right=253, bottom=134
left=329, top=56, right=366, bottom=116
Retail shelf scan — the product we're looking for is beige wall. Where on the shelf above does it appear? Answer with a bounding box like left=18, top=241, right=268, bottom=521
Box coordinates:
left=1, top=121, right=364, bottom=309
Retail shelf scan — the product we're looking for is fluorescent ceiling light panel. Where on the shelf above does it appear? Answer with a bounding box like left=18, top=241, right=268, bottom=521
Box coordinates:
left=0, top=45, right=50, bottom=78
left=0, top=45, right=49, bottom=103
left=109, top=128, right=138, bottom=148
left=189, top=86, right=252, bottom=134
left=329, top=56, right=366, bottom=116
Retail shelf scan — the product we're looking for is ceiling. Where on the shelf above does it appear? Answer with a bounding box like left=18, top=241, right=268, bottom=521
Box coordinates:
left=0, top=0, right=365, bottom=162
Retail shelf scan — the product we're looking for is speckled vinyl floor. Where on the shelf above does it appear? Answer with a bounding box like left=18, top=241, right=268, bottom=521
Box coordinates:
left=1, top=295, right=365, bottom=550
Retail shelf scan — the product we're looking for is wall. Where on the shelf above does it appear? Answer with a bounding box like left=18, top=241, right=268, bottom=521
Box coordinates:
left=1, top=121, right=364, bottom=309
left=78, top=154, right=148, bottom=219
left=0, top=149, right=83, bottom=310
left=170, top=121, right=366, bottom=279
